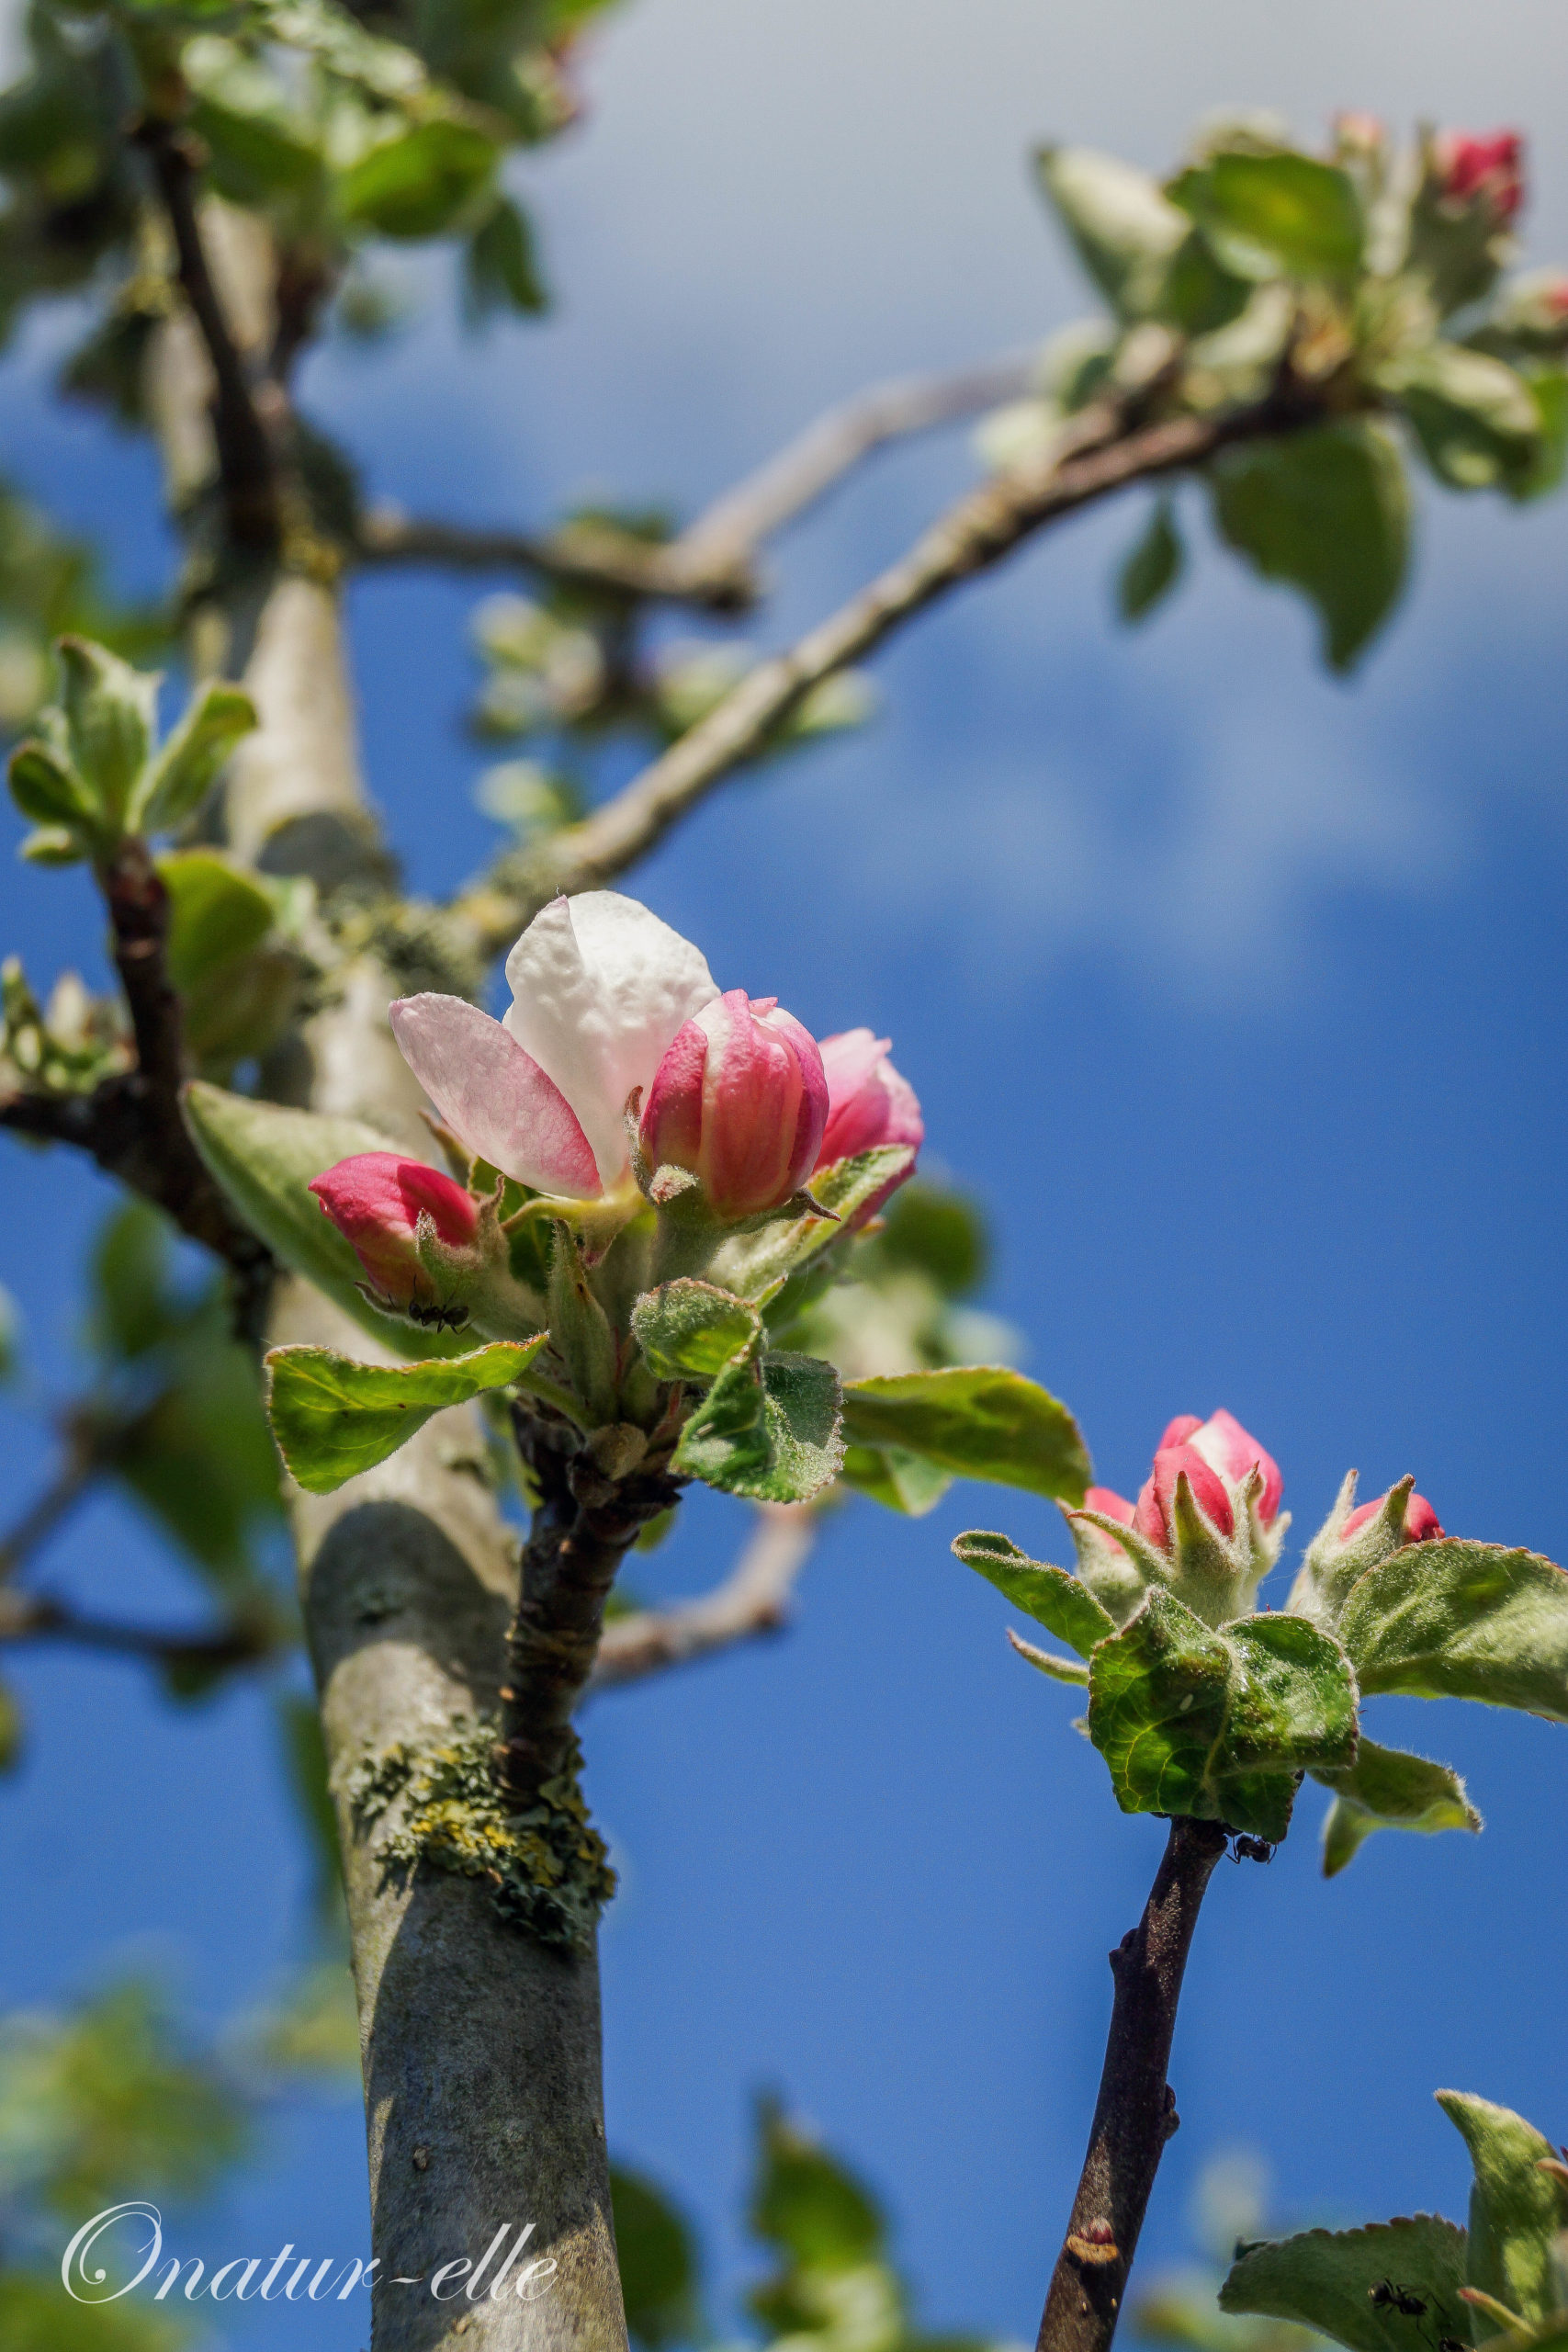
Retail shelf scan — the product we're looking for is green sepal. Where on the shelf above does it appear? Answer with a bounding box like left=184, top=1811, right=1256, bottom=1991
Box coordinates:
left=1438, top=2093, right=1565, bottom=2331
left=840, top=1367, right=1090, bottom=1502
left=1314, top=1737, right=1481, bottom=1877
left=181, top=1081, right=474, bottom=1360
left=631, top=1278, right=760, bottom=1381
left=704, top=1148, right=917, bottom=1303
left=547, top=1221, right=620, bottom=1426
left=1210, top=422, right=1410, bottom=672
left=952, top=1529, right=1114, bottom=1657
left=838, top=1444, right=953, bottom=1517
left=1087, top=1588, right=1358, bottom=1841
left=671, top=1351, right=844, bottom=1504
left=1220, top=2216, right=1470, bottom=2352
left=266, top=1337, right=546, bottom=1495
left=131, top=679, right=257, bottom=832
left=1008, top=1628, right=1089, bottom=1686
left=1337, top=1540, right=1568, bottom=1721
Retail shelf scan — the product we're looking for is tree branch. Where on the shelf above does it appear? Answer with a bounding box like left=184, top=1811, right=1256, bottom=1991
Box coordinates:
left=135, top=119, right=281, bottom=553
left=0, top=1587, right=275, bottom=1676
left=354, top=350, right=1038, bottom=615
left=1036, top=1816, right=1230, bottom=2352
left=589, top=1503, right=817, bottom=1693
left=0, top=1453, right=97, bottom=1587
left=449, top=390, right=1312, bottom=957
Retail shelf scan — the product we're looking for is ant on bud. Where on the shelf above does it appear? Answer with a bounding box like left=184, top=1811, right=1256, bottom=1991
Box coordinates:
left=1230, top=1835, right=1275, bottom=1865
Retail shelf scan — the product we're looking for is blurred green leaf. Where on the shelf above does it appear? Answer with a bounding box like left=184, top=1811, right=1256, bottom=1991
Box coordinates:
left=57, top=636, right=157, bottom=831
left=132, top=681, right=257, bottom=833
left=0, top=2274, right=186, bottom=2351
left=338, top=119, right=498, bottom=240
left=1210, top=423, right=1410, bottom=671
left=1181, top=153, right=1363, bottom=282
left=1035, top=144, right=1188, bottom=319
left=1221, top=2219, right=1469, bottom=2352
left=160, top=853, right=276, bottom=994
left=839, top=1442, right=953, bottom=1517
left=1438, top=2093, right=1564, bottom=2329
left=610, top=2165, right=703, bottom=2349
left=1118, top=497, right=1185, bottom=623
left=1089, top=1590, right=1357, bottom=1841
left=874, top=1181, right=989, bottom=1300
left=1313, top=1737, right=1480, bottom=1878
left=0, top=1679, right=20, bottom=1775
left=466, top=193, right=547, bottom=318
left=841, top=1368, right=1090, bottom=1502
left=265, top=1337, right=546, bottom=1494
left=751, top=2095, right=884, bottom=2274
left=1379, top=345, right=1543, bottom=493
left=90, top=1199, right=174, bottom=1363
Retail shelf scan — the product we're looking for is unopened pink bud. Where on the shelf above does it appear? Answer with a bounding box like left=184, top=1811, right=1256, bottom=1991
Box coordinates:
left=1083, top=1486, right=1136, bottom=1526
left=1342, top=1488, right=1444, bottom=1544
left=815, top=1029, right=924, bottom=1165
left=310, top=1153, right=478, bottom=1306
left=1186, top=1408, right=1283, bottom=1526
left=1135, top=1444, right=1235, bottom=1549
left=1433, top=129, right=1525, bottom=220
left=639, top=989, right=828, bottom=1218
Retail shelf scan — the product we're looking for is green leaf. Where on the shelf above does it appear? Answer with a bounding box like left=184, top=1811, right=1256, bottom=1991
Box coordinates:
left=182, top=1081, right=476, bottom=1360
left=1034, top=144, right=1189, bottom=319
left=266, top=1337, right=545, bottom=1495
left=705, top=1147, right=918, bottom=1304
left=1211, top=423, right=1410, bottom=671
left=874, top=1179, right=989, bottom=1298
left=160, top=851, right=276, bottom=994
left=609, top=2165, right=703, bottom=2350
left=18, top=825, right=85, bottom=865
left=1438, top=2093, right=1564, bottom=2329
left=466, top=194, right=547, bottom=319
left=1220, top=2217, right=1470, bottom=2352
left=672, top=1351, right=843, bottom=1503
left=1378, top=344, right=1543, bottom=493
left=953, top=1528, right=1115, bottom=1657
left=57, top=637, right=159, bottom=829
left=338, top=119, right=498, bottom=241
left=1314, top=1737, right=1481, bottom=1878
left=840, top=1367, right=1090, bottom=1502
left=1008, top=1630, right=1090, bottom=1685
left=1192, top=152, right=1364, bottom=282
left=0, top=2273, right=187, bottom=2352
left=132, top=680, right=257, bottom=832
left=1517, top=368, right=1568, bottom=501
left=7, top=737, right=96, bottom=831
left=1337, top=1540, right=1568, bottom=1722
left=1117, top=497, right=1185, bottom=622
left=838, top=1443, right=953, bottom=1517
left=1088, top=1589, right=1358, bottom=1841
left=631, top=1278, right=760, bottom=1380
left=751, top=2095, right=885, bottom=2272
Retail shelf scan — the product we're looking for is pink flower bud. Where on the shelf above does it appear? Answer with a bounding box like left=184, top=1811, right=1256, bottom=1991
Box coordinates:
left=639, top=989, right=829, bottom=1218
left=1185, top=1408, right=1283, bottom=1526
left=1094, top=1409, right=1282, bottom=1555
left=1342, top=1488, right=1444, bottom=1544
left=1135, top=1444, right=1235, bottom=1549
left=1083, top=1486, right=1136, bottom=1526
left=310, top=1153, right=478, bottom=1307
left=1432, top=129, right=1525, bottom=220
left=815, top=1030, right=925, bottom=1166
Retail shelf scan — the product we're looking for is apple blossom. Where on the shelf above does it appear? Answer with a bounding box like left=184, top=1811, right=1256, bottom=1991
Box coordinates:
left=638, top=989, right=828, bottom=1218
left=389, top=891, right=719, bottom=1199
left=310, top=1152, right=479, bottom=1311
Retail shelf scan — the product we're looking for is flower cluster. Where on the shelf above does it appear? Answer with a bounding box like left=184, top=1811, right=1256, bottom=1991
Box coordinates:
left=311, top=891, right=922, bottom=1317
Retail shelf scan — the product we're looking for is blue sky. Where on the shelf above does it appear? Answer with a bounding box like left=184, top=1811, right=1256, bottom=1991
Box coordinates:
left=2, top=0, right=1567, bottom=2343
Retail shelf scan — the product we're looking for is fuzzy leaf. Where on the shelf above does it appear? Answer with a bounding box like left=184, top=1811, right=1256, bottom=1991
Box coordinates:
left=337, top=119, right=497, bottom=240
left=1088, top=1588, right=1358, bottom=1841
left=1211, top=422, right=1410, bottom=671
left=1220, top=2217, right=1470, bottom=2352
left=672, top=1351, right=843, bottom=1504
left=1118, top=498, right=1185, bottom=622
left=953, top=1529, right=1115, bottom=1657
left=1008, top=1629, right=1089, bottom=1685
left=705, top=1148, right=918, bottom=1304
left=1034, top=144, right=1189, bottom=318
left=8, top=738, right=96, bottom=831
left=1337, top=1541, right=1568, bottom=1722
left=266, top=1338, right=545, bottom=1494
left=1192, top=152, right=1364, bottom=282
left=1314, top=1738, right=1481, bottom=1878
left=631, top=1279, right=760, bottom=1381
left=840, top=1367, right=1090, bottom=1502
left=132, top=681, right=257, bottom=832
left=839, top=1444, right=953, bottom=1517
left=182, top=1081, right=475, bottom=1359
left=1438, top=2093, right=1565, bottom=2329
left=58, top=636, right=159, bottom=828
left=160, top=853, right=276, bottom=993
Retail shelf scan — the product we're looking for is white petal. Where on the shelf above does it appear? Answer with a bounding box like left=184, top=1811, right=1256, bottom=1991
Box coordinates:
left=503, top=891, right=717, bottom=1184
left=389, top=993, right=601, bottom=1197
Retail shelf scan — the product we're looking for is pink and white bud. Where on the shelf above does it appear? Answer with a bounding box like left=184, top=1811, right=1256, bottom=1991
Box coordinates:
left=1342, top=1487, right=1443, bottom=1544
left=1134, top=1443, right=1236, bottom=1549
left=639, top=989, right=829, bottom=1219
left=815, top=1030, right=925, bottom=1165
left=310, top=1153, right=479, bottom=1309
left=1091, top=1409, right=1282, bottom=1556
left=1432, top=129, right=1525, bottom=221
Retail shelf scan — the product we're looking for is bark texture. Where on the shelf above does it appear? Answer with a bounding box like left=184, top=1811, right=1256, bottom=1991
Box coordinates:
left=1036, top=1817, right=1229, bottom=2352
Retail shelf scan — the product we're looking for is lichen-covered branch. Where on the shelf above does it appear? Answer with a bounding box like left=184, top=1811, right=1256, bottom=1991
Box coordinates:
left=590, top=1502, right=817, bottom=1692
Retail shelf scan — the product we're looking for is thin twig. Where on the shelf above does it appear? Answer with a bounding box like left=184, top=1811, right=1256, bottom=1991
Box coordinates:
left=448, top=390, right=1317, bottom=957
left=354, top=350, right=1039, bottom=614
left=0, top=1455, right=97, bottom=1587
left=588, top=1503, right=818, bottom=1693
left=1036, top=1816, right=1231, bottom=2352
left=0, top=1586, right=274, bottom=1675
left=135, top=119, right=280, bottom=551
